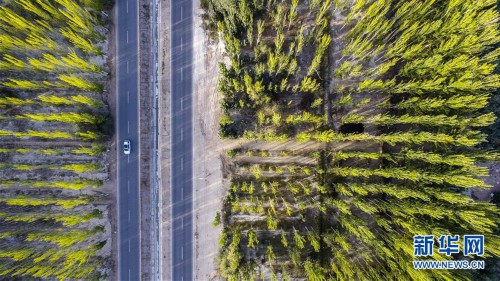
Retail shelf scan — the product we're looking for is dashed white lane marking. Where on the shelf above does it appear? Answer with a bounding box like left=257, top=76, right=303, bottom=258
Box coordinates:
left=181, top=128, right=184, bottom=141
left=127, top=60, right=129, bottom=73
left=128, top=240, right=131, bottom=252
left=128, top=121, right=130, bottom=133
left=127, top=30, right=129, bottom=43
left=128, top=210, right=130, bottom=222
left=181, top=187, right=184, bottom=200
left=127, top=181, right=130, bottom=194
left=181, top=246, right=184, bottom=260
left=127, top=90, right=130, bottom=104
left=181, top=157, right=183, bottom=170
left=126, top=0, right=129, bottom=13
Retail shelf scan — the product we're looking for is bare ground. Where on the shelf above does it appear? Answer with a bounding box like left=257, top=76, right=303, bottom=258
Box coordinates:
left=192, top=1, right=244, bottom=280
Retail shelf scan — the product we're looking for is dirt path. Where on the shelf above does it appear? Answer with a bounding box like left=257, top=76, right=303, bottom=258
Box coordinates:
left=192, top=0, right=234, bottom=279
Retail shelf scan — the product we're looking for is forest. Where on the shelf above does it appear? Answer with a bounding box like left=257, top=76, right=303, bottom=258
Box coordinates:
left=0, top=0, right=112, bottom=279
left=203, top=0, right=500, bottom=280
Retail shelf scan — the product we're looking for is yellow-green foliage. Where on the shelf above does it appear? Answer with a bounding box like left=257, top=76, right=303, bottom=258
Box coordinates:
left=72, top=144, right=106, bottom=156
left=0, top=248, right=36, bottom=261
left=0, top=246, right=100, bottom=280
left=38, top=149, right=61, bottom=155
left=0, top=96, right=34, bottom=106
left=58, top=75, right=100, bottom=91
left=57, top=163, right=102, bottom=173
left=32, top=179, right=102, bottom=189
left=0, top=196, right=90, bottom=209
left=38, top=94, right=73, bottom=105
left=0, top=94, right=102, bottom=109
left=1, top=79, right=43, bottom=90
left=75, top=131, right=100, bottom=140
left=0, top=130, right=74, bottom=139
left=0, top=148, right=61, bottom=155
left=27, top=226, right=102, bottom=247
left=19, top=112, right=98, bottom=124
left=0, top=209, right=101, bottom=226
left=71, top=94, right=102, bottom=107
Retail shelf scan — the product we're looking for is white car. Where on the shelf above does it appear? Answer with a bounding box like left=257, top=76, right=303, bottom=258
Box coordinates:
left=123, top=140, right=131, bottom=155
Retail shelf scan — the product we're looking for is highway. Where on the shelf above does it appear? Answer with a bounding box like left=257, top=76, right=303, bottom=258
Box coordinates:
left=171, top=0, right=194, bottom=280
left=116, top=0, right=141, bottom=280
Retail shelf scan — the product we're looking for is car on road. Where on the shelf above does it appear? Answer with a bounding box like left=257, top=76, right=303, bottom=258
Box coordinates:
left=123, top=140, right=131, bottom=155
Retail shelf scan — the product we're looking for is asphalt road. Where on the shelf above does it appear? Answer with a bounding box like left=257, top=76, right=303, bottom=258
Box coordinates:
left=116, top=0, right=141, bottom=279
left=171, top=0, right=194, bottom=280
